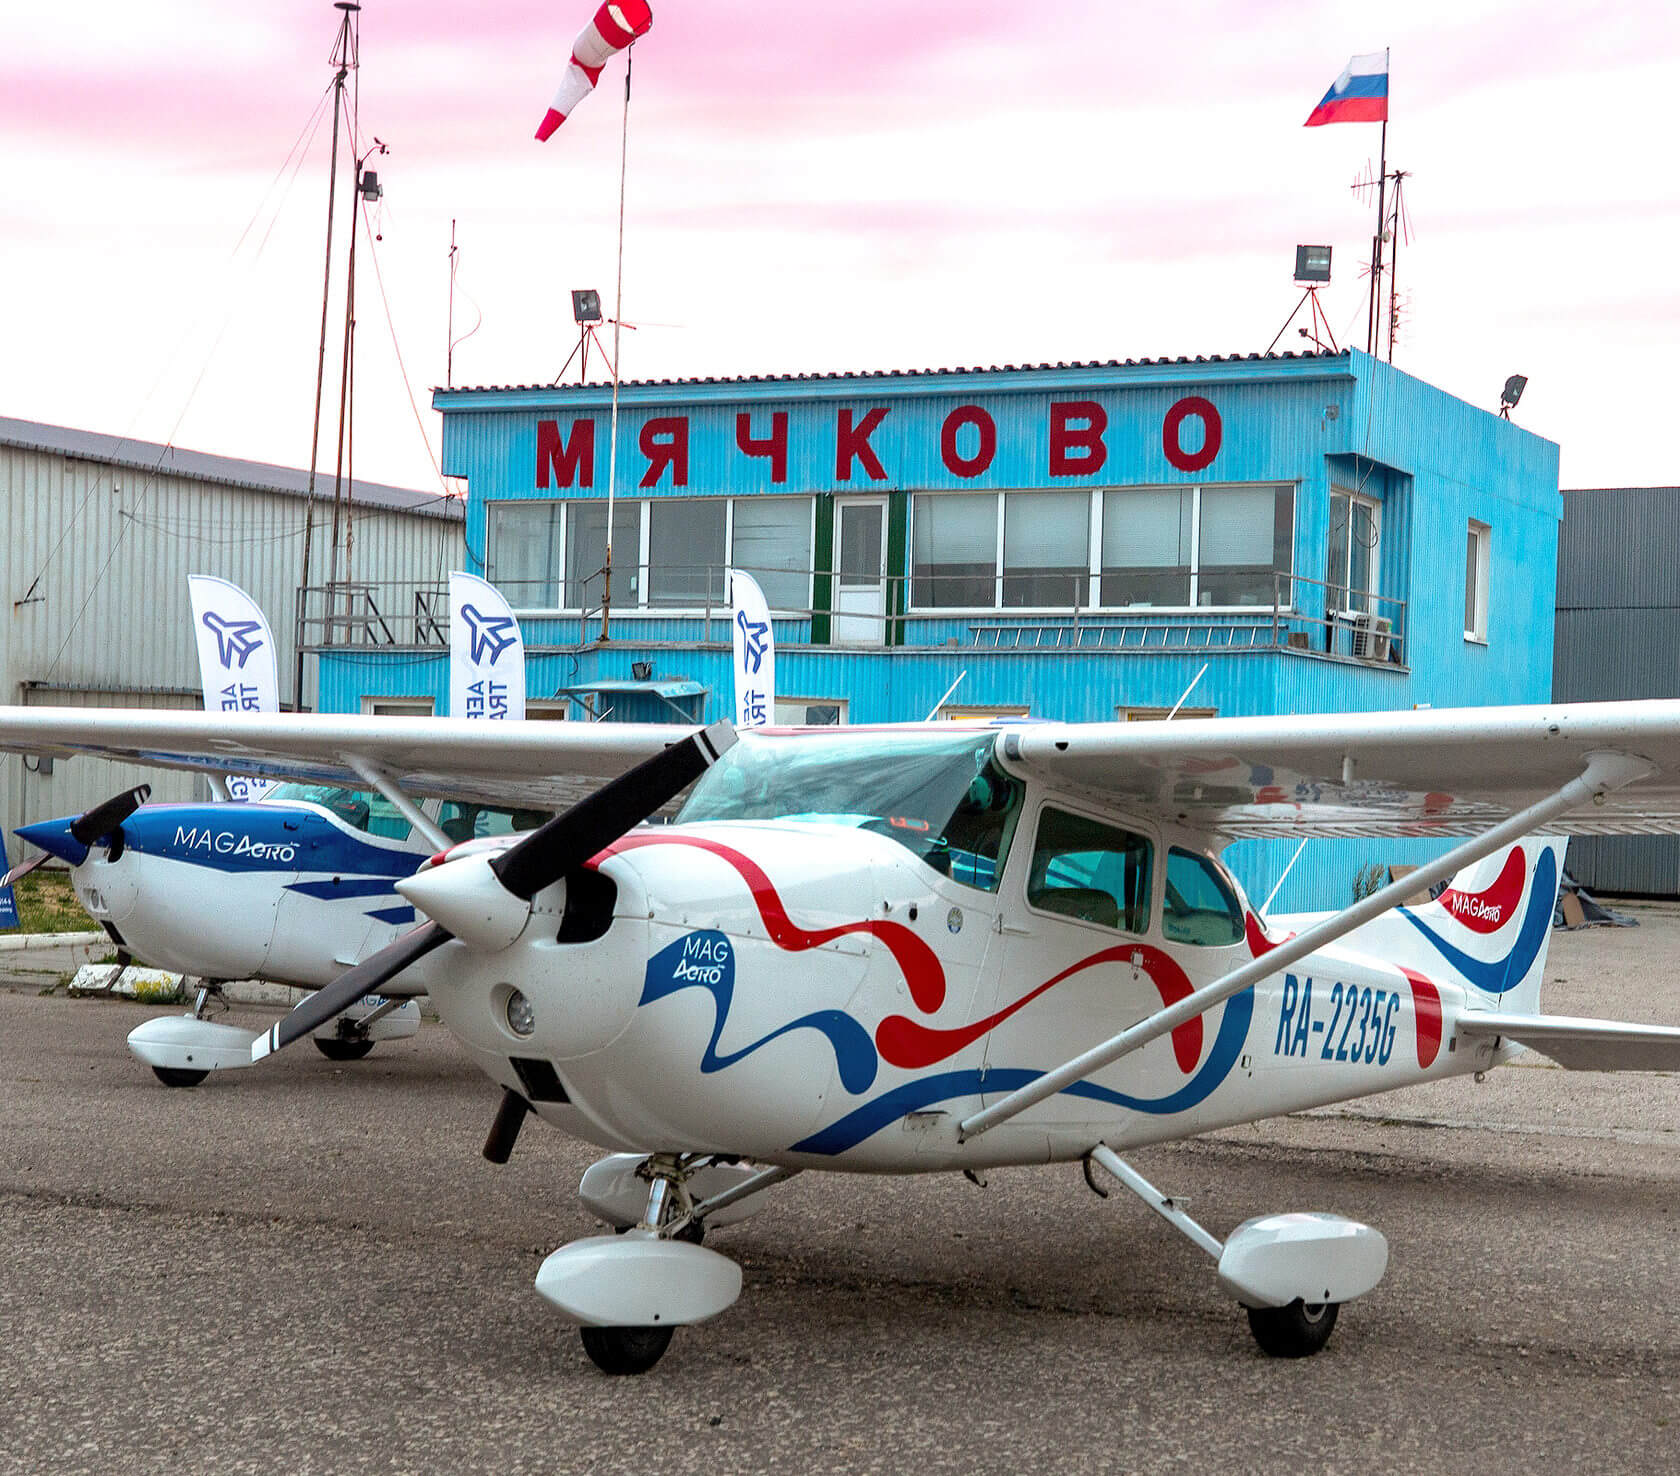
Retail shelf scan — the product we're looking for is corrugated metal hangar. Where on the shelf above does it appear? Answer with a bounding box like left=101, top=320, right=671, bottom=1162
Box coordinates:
left=0, top=416, right=462, bottom=845
left=1554, top=485, right=1680, bottom=895
left=304, top=346, right=1558, bottom=909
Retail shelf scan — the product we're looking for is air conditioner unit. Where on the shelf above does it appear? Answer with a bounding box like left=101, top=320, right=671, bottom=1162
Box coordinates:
left=1349, top=612, right=1392, bottom=662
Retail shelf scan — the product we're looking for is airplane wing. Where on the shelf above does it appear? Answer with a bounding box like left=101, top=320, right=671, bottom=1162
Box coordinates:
left=1454, top=1012, right=1680, bottom=1072
left=997, top=700, right=1680, bottom=839
left=0, top=707, right=700, bottom=813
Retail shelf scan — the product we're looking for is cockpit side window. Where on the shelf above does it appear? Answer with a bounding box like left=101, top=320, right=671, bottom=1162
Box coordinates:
left=437, top=803, right=552, bottom=844
left=1026, top=807, right=1152, bottom=934
left=264, top=783, right=411, bottom=843
left=1162, top=846, right=1245, bottom=946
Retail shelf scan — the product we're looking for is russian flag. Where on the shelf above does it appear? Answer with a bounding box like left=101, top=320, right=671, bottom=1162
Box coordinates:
left=1304, top=52, right=1389, bottom=127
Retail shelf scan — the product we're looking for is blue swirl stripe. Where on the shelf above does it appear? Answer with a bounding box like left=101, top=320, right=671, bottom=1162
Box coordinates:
left=791, top=987, right=1254, bottom=1156
left=1397, top=848, right=1555, bottom=996
left=641, top=931, right=878, bottom=1095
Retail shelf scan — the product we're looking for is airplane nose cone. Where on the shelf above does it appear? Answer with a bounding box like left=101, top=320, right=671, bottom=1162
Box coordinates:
left=14, top=817, right=90, bottom=868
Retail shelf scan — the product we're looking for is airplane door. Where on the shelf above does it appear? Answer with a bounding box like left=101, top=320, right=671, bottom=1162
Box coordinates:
left=980, top=802, right=1164, bottom=1120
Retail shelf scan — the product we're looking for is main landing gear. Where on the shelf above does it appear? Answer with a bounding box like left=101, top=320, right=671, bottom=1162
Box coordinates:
left=1082, top=1145, right=1385, bottom=1358
left=535, top=1152, right=794, bottom=1375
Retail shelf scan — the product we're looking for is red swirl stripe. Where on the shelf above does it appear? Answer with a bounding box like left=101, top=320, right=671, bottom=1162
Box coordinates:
left=595, top=833, right=948, bottom=1013
left=875, top=943, right=1201, bottom=1073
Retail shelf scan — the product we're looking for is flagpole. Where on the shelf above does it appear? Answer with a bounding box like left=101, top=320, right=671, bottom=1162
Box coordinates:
left=601, top=47, right=633, bottom=643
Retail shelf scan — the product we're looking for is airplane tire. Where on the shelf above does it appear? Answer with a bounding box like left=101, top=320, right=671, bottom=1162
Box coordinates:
left=1245, top=1299, right=1339, bottom=1358
left=152, top=1066, right=208, bottom=1088
left=314, top=1038, right=376, bottom=1062
left=579, top=1324, right=674, bottom=1376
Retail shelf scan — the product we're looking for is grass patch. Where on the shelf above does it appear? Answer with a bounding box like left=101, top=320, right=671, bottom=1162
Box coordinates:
left=7, top=868, right=99, bottom=935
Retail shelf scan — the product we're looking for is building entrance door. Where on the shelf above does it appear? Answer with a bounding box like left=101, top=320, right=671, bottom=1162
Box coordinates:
left=834, top=498, right=887, bottom=646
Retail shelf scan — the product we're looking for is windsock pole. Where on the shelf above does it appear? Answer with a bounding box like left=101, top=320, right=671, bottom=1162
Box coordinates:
left=601, top=47, right=634, bottom=642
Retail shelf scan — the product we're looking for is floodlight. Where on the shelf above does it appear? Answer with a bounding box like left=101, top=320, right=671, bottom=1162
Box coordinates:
left=572, top=289, right=603, bottom=325
left=358, top=169, right=382, bottom=202
left=1501, top=374, right=1527, bottom=409
left=1293, top=244, right=1332, bottom=284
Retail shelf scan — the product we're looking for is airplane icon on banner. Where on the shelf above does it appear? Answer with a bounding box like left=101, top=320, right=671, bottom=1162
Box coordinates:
left=200, top=611, right=265, bottom=669
left=460, top=603, right=520, bottom=666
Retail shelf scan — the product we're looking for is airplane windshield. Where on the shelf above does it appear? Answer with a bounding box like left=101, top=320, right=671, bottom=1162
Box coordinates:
left=677, top=730, right=1024, bottom=892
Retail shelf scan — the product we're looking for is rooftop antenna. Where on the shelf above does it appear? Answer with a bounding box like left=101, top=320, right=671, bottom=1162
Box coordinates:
left=1267, top=245, right=1339, bottom=355
left=446, top=220, right=483, bottom=389
left=1351, top=149, right=1409, bottom=361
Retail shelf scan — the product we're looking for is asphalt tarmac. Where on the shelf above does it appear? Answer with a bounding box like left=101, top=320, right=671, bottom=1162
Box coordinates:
left=3, top=908, right=1678, bottom=1475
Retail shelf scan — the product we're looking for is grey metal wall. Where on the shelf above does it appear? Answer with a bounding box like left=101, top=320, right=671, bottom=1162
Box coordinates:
left=2, top=438, right=462, bottom=845
left=1554, top=486, right=1680, bottom=893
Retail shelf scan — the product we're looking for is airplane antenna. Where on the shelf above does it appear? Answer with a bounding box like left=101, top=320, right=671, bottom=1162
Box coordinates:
left=925, top=671, right=967, bottom=721
left=1164, top=664, right=1208, bottom=720
left=1259, top=840, right=1309, bottom=918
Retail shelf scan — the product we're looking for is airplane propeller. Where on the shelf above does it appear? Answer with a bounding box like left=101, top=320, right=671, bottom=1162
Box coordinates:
left=252, top=722, right=736, bottom=1061
left=5, top=784, right=152, bottom=883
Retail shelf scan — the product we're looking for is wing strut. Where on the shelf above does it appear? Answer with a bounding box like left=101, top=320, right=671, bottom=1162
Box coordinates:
left=958, top=749, right=1654, bottom=1143
left=347, top=757, right=452, bottom=853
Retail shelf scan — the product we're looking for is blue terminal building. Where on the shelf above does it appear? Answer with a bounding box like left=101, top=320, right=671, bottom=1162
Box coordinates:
left=315, top=348, right=1559, bottom=909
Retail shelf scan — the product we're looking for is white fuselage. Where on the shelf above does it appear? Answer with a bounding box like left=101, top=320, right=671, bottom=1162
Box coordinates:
left=421, top=813, right=1529, bottom=1174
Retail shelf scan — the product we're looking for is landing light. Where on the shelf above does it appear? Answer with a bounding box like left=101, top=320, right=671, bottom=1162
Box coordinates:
left=506, top=990, right=536, bottom=1038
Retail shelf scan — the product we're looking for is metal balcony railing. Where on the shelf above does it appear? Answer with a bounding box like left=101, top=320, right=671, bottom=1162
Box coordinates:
left=297, top=567, right=1405, bottom=666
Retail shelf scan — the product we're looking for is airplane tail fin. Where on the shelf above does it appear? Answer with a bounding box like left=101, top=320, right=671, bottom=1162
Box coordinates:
left=1384, top=837, right=1567, bottom=1015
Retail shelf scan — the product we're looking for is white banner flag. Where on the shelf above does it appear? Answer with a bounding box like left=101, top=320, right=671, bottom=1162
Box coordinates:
left=188, top=574, right=280, bottom=801
left=729, top=568, right=775, bottom=729
left=449, top=572, right=526, bottom=721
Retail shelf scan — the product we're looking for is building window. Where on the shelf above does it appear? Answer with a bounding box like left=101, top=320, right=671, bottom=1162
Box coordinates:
left=734, top=497, right=813, bottom=611
left=566, top=500, right=642, bottom=611
left=1026, top=805, right=1153, bottom=935
left=912, top=484, right=1295, bottom=613
left=487, top=502, right=564, bottom=608
left=1101, top=488, right=1191, bottom=607
left=774, top=697, right=847, bottom=725
left=1465, top=519, right=1490, bottom=642
left=936, top=704, right=1030, bottom=721
left=1003, top=490, right=1089, bottom=607
left=491, top=496, right=814, bottom=614
left=361, top=697, right=434, bottom=717
left=648, top=499, right=726, bottom=607
left=1328, top=486, right=1381, bottom=613
left=1118, top=706, right=1217, bottom=721
left=1198, top=486, right=1294, bottom=607
left=912, top=492, right=997, bottom=607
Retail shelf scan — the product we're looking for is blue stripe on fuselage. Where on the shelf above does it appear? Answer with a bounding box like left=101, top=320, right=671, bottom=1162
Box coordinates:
left=118, top=804, right=422, bottom=879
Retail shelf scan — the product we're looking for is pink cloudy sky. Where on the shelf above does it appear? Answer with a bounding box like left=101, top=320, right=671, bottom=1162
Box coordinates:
left=2, top=0, right=1675, bottom=493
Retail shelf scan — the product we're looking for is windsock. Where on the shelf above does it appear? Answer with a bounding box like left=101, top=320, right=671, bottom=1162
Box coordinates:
left=535, top=1, right=653, bottom=141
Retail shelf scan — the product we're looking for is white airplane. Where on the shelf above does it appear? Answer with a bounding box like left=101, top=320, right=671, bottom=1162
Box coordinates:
left=10, top=779, right=543, bottom=1082
left=5, top=699, right=1680, bottom=1376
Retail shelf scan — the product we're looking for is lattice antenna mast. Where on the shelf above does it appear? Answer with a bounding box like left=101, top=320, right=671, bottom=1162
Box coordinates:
left=295, top=0, right=360, bottom=712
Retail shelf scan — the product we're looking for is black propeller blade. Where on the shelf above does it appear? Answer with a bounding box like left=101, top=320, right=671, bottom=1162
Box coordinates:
left=0, top=851, right=51, bottom=888
left=70, top=785, right=152, bottom=847
left=253, top=920, right=448, bottom=1060
left=251, top=721, right=736, bottom=1063
left=491, top=722, right=734, bottom=902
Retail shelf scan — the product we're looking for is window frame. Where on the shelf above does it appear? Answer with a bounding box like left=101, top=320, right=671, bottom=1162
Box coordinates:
left=1020, top=800, right=1157, bottom=937
left=1464, top=519, right=1491, bottom=644
left=907, top=483, right=1298, bottom=616
left=493, top=495, right=817, bottom=617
